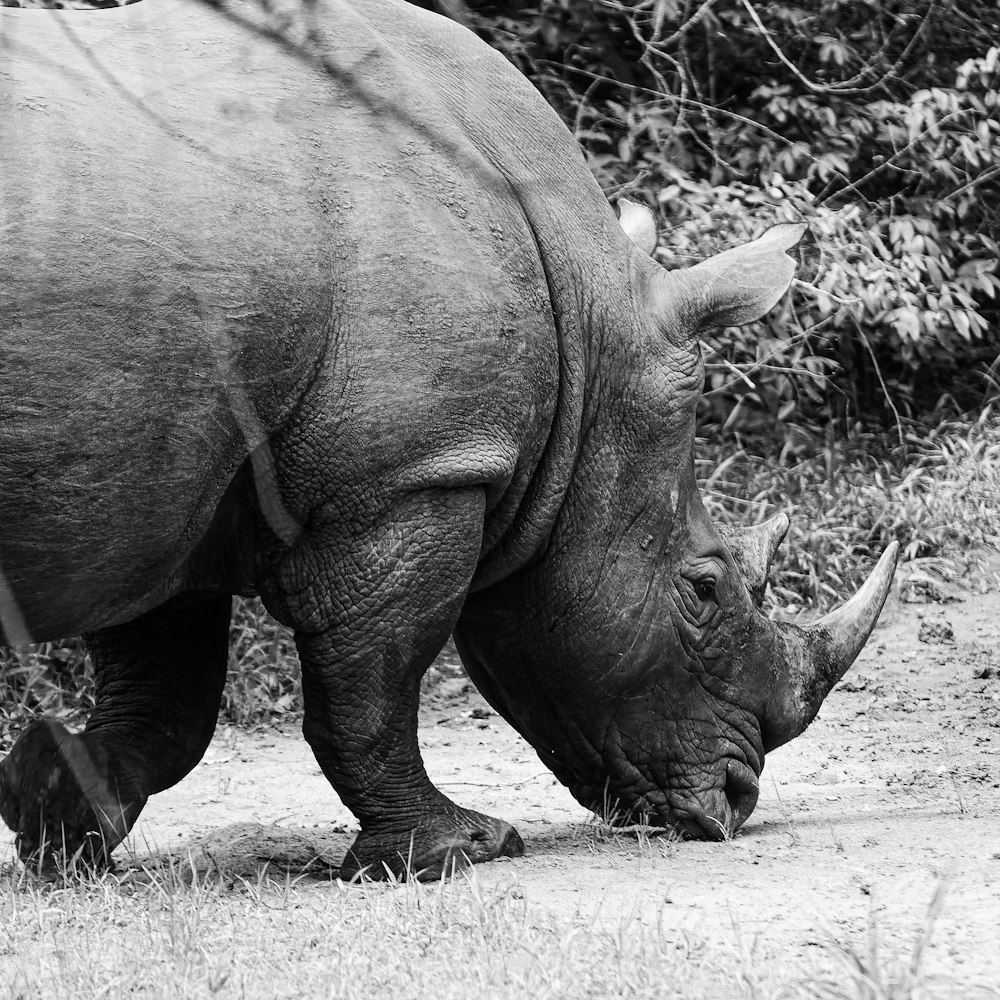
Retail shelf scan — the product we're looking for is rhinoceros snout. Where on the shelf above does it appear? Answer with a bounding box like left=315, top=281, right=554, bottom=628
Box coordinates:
left=671, top=758, right=760, bottom=841
left=723, top=758, right=760, bottom=833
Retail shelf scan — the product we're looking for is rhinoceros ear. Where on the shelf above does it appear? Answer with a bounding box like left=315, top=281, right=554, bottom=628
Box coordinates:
left=671, top=223, right=807, bottom=330
left=617, top=198, right=658, bottom=256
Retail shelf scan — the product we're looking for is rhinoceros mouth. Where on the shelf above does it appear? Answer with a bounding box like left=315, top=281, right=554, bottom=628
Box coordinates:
left=572, top=752, right=761, bottom=841
left=570, top=756, right=760, bottom=840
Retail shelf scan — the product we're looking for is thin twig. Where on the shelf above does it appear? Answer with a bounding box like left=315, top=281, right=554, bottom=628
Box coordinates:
left=947, top=164, right=1000, bottom=201
left=818, top=107, right=972, bottom=207
left=739, top=0, right=938, bottom=96
left=853, top=318, right=905, bottom=446
left=550, top=63, right=836, bottom=188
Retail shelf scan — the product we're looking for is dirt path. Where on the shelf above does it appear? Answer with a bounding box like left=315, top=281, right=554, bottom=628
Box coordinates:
left=6, top=576, right=999, bottom=988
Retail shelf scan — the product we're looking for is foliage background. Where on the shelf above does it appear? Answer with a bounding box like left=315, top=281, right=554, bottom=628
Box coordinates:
left=410, top=0, right=1000, bottom=593
left=421, top=0, right=1000, bottom=433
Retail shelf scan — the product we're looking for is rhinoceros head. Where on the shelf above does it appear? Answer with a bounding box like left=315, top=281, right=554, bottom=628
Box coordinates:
left=455, top=203, right=897, bottom=840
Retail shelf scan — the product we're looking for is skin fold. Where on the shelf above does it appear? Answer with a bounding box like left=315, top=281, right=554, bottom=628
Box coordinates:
left=0, top=0, right=896, bottom=879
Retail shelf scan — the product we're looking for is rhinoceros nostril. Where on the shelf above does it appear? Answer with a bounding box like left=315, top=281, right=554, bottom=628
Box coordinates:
left=724, top=759, right=760, bottom=831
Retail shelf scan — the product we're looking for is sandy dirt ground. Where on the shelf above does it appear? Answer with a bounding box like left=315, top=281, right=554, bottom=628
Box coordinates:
left=4, top=567, right=998, bottom=989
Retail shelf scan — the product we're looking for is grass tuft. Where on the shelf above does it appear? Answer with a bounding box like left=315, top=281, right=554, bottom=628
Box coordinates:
left=0, top=859, right=991, bottom=1000
left=700, top=411, right=1000, bottom=614
left=781, top=884, right=995, bottom=1000
left=222, top=597, right=299, bottom=728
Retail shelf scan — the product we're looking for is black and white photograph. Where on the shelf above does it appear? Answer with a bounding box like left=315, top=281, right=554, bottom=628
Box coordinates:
left=1, top=0, right=998, bottom=995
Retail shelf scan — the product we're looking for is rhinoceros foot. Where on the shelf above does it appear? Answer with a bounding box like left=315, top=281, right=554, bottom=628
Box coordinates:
left=0, top=719, right=145, bottom=874
left=340, top=806, right=524, bottom=882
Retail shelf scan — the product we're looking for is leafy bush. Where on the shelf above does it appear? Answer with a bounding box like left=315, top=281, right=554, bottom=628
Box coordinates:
left=424, top=0, right=1000, bottom=432
left=0, top=639, right=93, bottom=752
left=223, top=597, right=300, bottom=728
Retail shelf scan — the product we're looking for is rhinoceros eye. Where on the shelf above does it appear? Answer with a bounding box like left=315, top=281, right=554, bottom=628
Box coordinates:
left=694, top=579, right=716, bottom=602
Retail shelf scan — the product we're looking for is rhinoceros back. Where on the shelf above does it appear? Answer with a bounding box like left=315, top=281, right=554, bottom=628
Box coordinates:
left=0, top=0, right=610, bottom=640
left=0, top=1, right=356, bottom=638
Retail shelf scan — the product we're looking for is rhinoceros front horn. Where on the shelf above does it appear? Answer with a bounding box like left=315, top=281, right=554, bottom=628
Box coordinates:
left=763, top=541, right=899, bottom=752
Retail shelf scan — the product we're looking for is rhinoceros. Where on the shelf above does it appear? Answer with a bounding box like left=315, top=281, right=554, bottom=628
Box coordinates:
left=0, top=0, right=897, bottom=879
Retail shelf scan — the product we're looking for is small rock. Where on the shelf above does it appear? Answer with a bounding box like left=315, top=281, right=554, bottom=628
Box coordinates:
left=898, top=571, right=961, bottom=604
left=918, top=619, right=954, bottom=644
left=973, top=666, right=997, bottom=680
left=838, top=677, right=868, bottom=692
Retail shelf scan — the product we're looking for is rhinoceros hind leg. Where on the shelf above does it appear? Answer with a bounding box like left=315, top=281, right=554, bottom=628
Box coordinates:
left=0, top=718, right=143, bottom=873
left=340, top=799, right=524, bottom=882
left=0, top=593, right=230, bottom=872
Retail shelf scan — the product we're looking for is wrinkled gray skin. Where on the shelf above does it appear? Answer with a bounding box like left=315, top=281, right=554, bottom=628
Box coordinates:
left=0, top=0, right=897, bottom=879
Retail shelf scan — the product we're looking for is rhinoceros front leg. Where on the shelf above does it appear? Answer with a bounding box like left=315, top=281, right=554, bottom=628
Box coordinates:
left=266, top=488, right=524, bottom=881
left=0, top=594, right=229, bottom=872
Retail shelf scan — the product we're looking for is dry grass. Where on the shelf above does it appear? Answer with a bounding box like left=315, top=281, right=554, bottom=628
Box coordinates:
left=700, top=410, right=1000, bottom=614
left=0, top=856, right=992, bottom=1000
left=776, top=885, right=987, bottom=1000
left=0, top=858, right=733, bottom=999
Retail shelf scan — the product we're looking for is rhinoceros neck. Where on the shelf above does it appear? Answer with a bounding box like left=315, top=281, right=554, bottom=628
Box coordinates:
left=465, top=223, right=592, bottom=591
left=314, top=0, right=649, bottom=591
left=453, top=161, right=648, bottom=591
